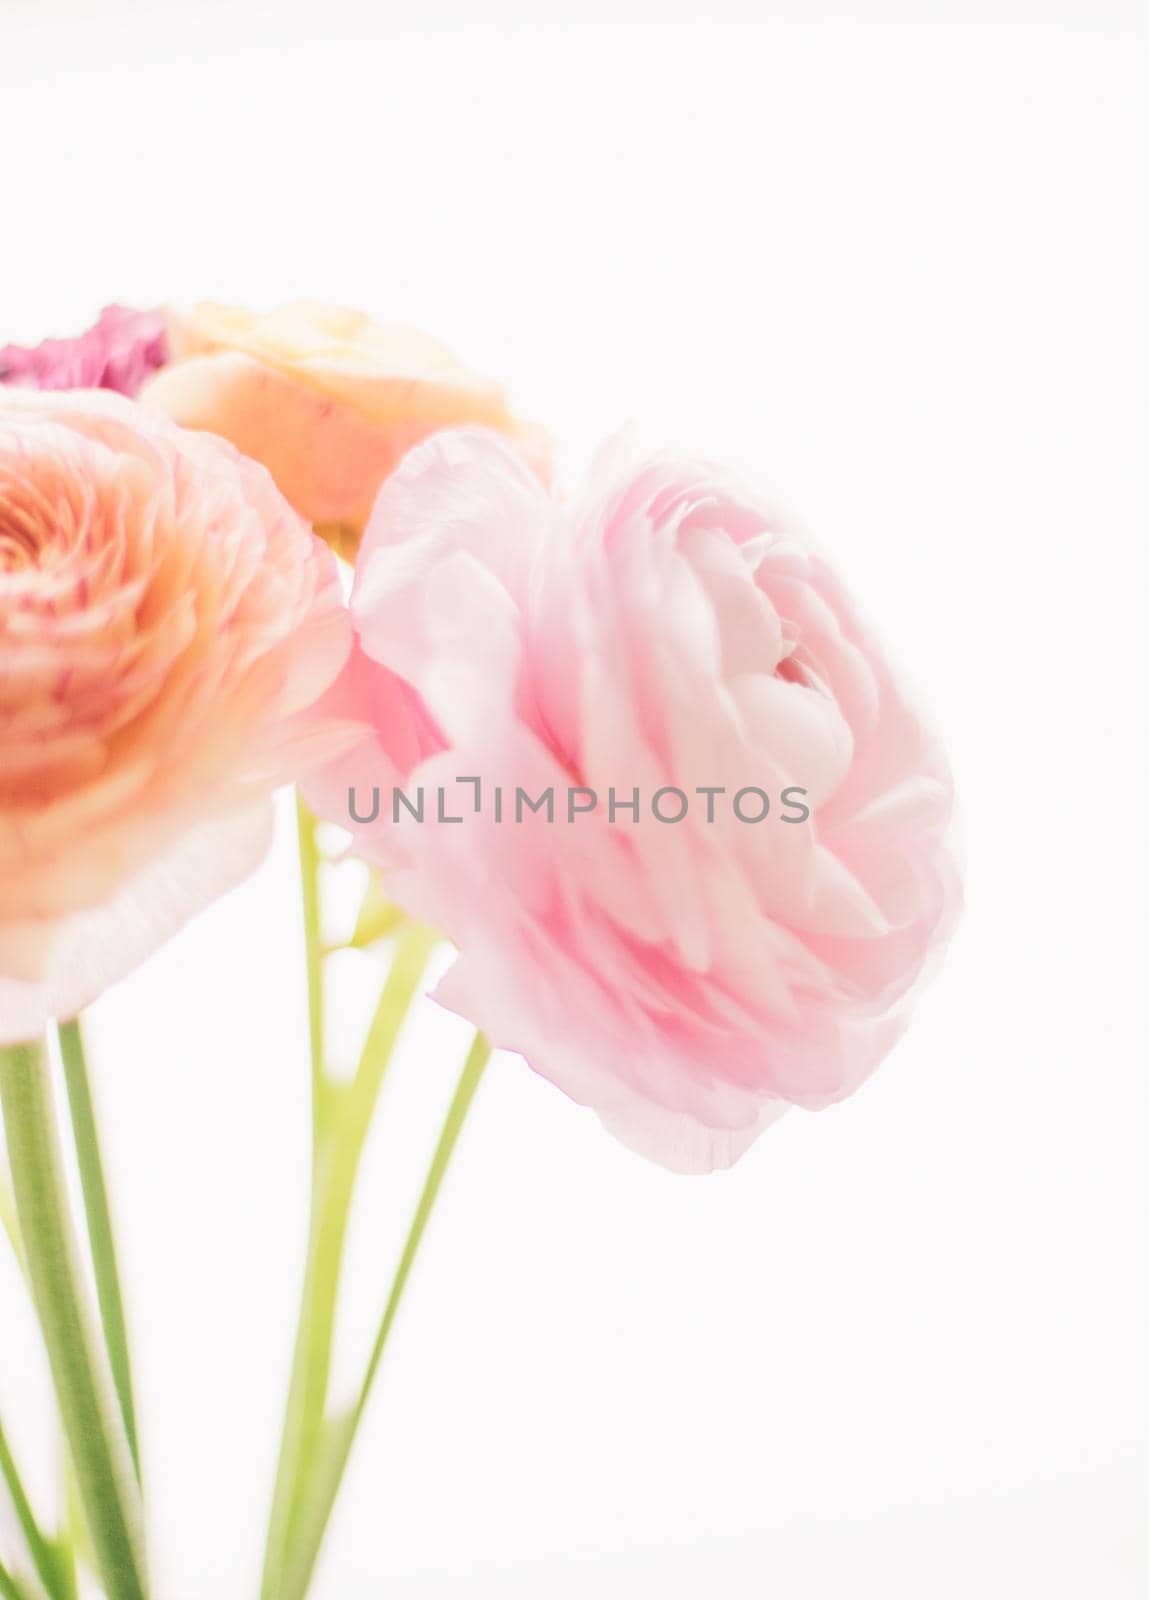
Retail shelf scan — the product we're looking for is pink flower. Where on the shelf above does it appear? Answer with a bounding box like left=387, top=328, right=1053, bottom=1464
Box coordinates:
left=0, top=305, right=169, bottom=397
left=0, top=389, right=351, bottom=1044
left=306, top=429, right=958, bottom=1173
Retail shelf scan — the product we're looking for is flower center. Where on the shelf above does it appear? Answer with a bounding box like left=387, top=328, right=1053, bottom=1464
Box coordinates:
left=0, top=521, right=38, bottom=574
left=0, top=487, right=51, bottom=574
left=776, top=650, right=809, bottom=688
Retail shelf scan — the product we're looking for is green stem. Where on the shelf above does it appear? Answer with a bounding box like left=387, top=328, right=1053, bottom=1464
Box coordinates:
left=0, top=1170, right=76, bottom=1600
left=278, top=1035, right=491, bottom=1600
left=0, top=1043, right=147, bottom=1600
left=297, top=794, right=328, bottom=1159
left=260, top=922, right=439, bottom=1600
left=0, top=1414, right=73, bottom=1600
left=0, top=1557, right=31, bottom=1600
left=57, top=1019, right=140, bottom=1484
left=0, top=1167, right=23, bottom=1273
left=354, top=1034, right=490, bottom=1423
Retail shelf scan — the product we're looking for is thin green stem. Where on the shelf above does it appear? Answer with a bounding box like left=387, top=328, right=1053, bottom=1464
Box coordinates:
left=57, top=1019, right=140, bottom=1484
left=0, top=1413, right=73, bottom=1600
left=278, top=1035, right=491, bottom=1600
left=297, top=793, right=328, bottom=1159
left=260, top=922, right=439, bottom=1600
left=52, top=1529, right=77, bottom=1600
left=62, top=1461, right=90, bottom=1590
left=0, top=1167, right=23, bottom=1273
left=0, top=1043, right=146, bottom=1600
left=355, top=1035, right=490, bottom=1423
left=0, top=1556, right=31, bottom=1600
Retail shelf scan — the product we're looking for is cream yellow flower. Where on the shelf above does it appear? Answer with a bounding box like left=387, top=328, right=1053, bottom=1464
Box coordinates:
left=143, top=301, right=549, bottom=559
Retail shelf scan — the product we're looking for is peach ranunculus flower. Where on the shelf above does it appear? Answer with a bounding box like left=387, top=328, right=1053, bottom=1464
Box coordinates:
left=0, top=389, right=351, bottom=1045
left=304, top=429, right=959, bottom=1174
left=141, top=301, right=550, bottom=560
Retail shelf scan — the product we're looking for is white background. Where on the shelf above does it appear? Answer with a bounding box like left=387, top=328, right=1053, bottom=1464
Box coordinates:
left=2, top=4, right=1147, bottom=1597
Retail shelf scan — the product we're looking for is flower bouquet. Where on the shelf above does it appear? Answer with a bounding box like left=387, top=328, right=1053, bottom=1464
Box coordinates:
left=0, top=301, right=957, bottom=1599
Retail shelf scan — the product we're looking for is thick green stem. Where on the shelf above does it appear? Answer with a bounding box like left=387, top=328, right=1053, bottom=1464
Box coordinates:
left=58, top=1019, right=140, bottom=1484
left=260, top=922, right=439, bottom=1600
left=277, top=1035, right=491, bottom=1600
left=0, top=1043, right=147, bottom=1600
left=0, top=1173, right=75, bottom=1600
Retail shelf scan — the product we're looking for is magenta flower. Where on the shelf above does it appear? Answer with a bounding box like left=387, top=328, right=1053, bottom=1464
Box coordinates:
left=0, top=304, right=169, bottom=397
